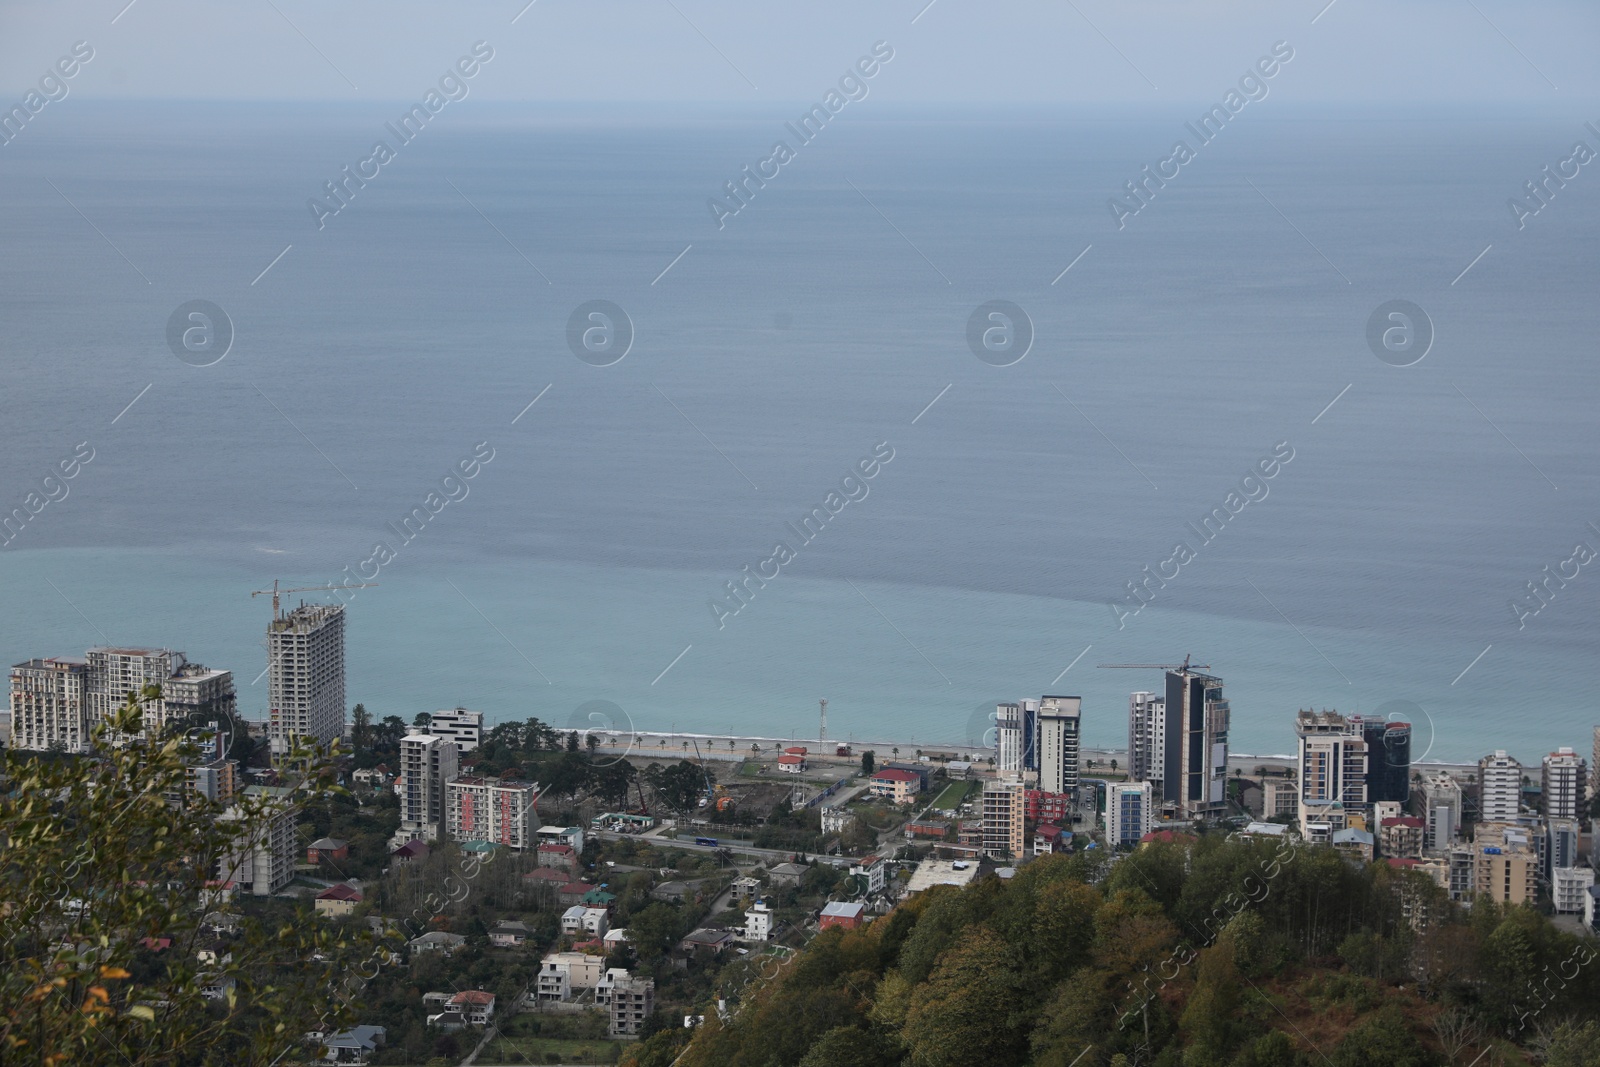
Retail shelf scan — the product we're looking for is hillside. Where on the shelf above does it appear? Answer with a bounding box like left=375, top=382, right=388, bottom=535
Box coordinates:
left=622, top=836, right=1600, bottom=1067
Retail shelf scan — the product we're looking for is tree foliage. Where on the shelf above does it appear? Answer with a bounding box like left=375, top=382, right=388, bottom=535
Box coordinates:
left=0, top=691, right=371, bottom=1066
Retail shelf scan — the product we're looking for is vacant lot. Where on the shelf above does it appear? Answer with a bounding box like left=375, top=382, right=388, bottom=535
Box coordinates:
left=930, top=779, right=979, bottom=811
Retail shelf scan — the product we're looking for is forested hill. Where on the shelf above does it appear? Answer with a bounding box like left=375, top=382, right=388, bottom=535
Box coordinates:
left=623, top=836, right=1600, bottom=1067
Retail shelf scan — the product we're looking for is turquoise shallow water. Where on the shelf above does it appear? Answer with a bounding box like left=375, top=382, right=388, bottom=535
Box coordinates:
left=1, top=104, right=1597, bottom=762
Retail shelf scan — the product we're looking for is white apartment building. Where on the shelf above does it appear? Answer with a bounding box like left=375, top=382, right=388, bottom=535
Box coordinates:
left=994, top=702, right=1022, bottom=773
left=446, top=776, right=540, bottom=850
left=1296, top=710, right=1368, bottom=837
left=162, top=664, right=236, bottom=728
left=1542, top=747, right=1587, bottom=821
left=217, top=785, right=297, bottom=896
left=427, top=707, right=483, bottom=752
left=86, top=646, right=186, bottom=737
left=1126, top=691, right=1165, bottom=784
left=536, top=951, right=606, bottom=1003
left=1477, top=751, right=1523, bottom=823
left=1107, top=780, right=1154, bottom=847
left=398, top=734, right=460, bottom=842
left=1553, top=866, right=1596, bottom=915
left=267, top=603, right=345, bottom=756
left=1037, top=696, right=1081, bottom=796
left=10, top=657, right=89, bottom=752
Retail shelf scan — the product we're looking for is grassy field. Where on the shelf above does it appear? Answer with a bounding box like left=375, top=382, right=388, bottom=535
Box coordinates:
left=929, top=779, right=979, bottom=810
left=482, top=1035, right=624, bottom=1064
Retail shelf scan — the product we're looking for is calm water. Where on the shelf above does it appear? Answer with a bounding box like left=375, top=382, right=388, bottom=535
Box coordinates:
left=1, top=103, right=1597, bottom=762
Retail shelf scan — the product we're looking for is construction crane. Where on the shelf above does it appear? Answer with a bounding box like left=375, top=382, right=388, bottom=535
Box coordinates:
left=251, top=579, right=377, bottom=622
left=1096, top=654, right=1209, bottom=672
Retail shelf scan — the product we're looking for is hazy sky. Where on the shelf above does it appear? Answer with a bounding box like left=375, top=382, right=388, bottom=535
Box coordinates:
left=1, top=0, right=1595, bottom=105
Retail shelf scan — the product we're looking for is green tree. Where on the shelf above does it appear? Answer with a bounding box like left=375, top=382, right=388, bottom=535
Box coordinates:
left=1330, top=1007, right=1436, bottom=1067
left=861, top=751, right=876, bottom=776
left=903, top=925, right=1029, bottom=1067
left=351, top=702, right=370, bottom=754
left=644, top=761, right=706, bottom=822
left=1547, top=1021, right=1600, bottom=1067
left=0, top=691, right=369, bottom=1065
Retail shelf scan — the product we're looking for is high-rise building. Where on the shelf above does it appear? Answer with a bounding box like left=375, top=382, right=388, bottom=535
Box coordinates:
left=1106, top=780, right=1153, bottom=847
left=1163, top=667, right=1228, bottom=820
left=1127, top=691, right=1165, bottom=785
left=267, top=603, right=346, bottom=756
left=995, top=703, right=1022, bottom=773
left=1019, top=699, right=1040, bottom=772
left=446, top=776, right=540, bottom=849
left=9, top=657, right=89, bottom=752
left=1037, top=696, right=1081, bottom=797
left=429, top=707, right=484, bottom=753
left=1295, top=711, right=1368, bottom=837
left=86, top=646, right=186, bottom=737
left=980, top=776, right=1025, bottom=859
left=1541, top=747, right=1586, bottom=821
left=1417, top=771, right=1462, bottom=850
left=1591, top=725, right=1600, bottom=798
left=1362, top=718, right=1411, bottom=805
left=1477, top=751, right=1523, bottom=823
left=398, top=733, right=460, bottom=842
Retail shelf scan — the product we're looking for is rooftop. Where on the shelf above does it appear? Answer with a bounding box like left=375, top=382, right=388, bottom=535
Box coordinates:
left=873, top=769, right=920, bottom=783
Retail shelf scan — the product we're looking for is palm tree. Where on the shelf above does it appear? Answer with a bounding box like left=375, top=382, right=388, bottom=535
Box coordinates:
left=892, top=747, right=899, bottom=759
left=1110, top=759, right=1118, bottom=774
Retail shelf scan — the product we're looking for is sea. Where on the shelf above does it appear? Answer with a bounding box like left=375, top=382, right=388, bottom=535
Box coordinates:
left=1, top=101, right=1597, bottom=764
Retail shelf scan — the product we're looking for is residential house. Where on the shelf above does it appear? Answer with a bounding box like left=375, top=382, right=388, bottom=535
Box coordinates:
left=391, top=840, right=429, bottom=865
left=320, top=1025, right=385, bottom=1065
left=730, top=876, right=761, bottom=902
left=778, top=751, right=806, bottom=774
left=1332, top=827, right=1375, bottom=862
left=678, top=927, right=735, bottom=958
left=557, top=881, right=596, bottom=907
left=429, top=990, right=494, bottom=1030
left=314, top=882, right=364, bottom=918
left=307, top=837, right=349, bottom=864
left=743, top=899, right=773, bottom=942
left=536, top=951, right=606, bottom=1003
left=850, top=856, right=886, bottom=895
left=561, top=905, right=609, bottom=938
left=766, top=862, right=808, bottom=887
left=1033, top=823, right=1066, bottom=857
left=536, top=842, right=578, bottom=872
left=489, top=920, right=533, bottom=948
left=819, top=901, right=866, bottom=931
left=408, top=931, right=466, bottom=956
left=603, top=927, right=629, bottom=952
left=534, top=825, right=585, bottom=853
left=1379, top=816, right=1425, bottom=859
left=870, top=768, right=921, bottom=805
